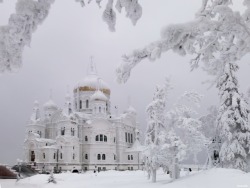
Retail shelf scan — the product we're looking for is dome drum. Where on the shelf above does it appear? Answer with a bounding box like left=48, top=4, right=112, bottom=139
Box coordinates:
left=74, top=87, right=110, bottom=95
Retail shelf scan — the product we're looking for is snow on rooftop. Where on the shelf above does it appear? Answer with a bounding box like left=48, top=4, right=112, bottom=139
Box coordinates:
left=90, top=90, right=108, bottom=101
left=43, top=99, right=58, bottom=109
left=75, top=74, right=110, bottom=90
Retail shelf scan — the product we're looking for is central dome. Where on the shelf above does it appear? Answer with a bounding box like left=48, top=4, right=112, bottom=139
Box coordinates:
left=74, top=61, right=110, bottom=95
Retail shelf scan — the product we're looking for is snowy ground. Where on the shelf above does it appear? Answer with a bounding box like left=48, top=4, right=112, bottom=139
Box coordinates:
left=0, top=168, right=249, bottom=188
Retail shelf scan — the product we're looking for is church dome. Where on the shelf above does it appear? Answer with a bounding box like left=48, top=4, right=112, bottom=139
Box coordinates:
left=90, top=90, right=108, bottom=101
left=74, top=60, right=110, bottom=95
left=43, top=99, right=58, bottom=110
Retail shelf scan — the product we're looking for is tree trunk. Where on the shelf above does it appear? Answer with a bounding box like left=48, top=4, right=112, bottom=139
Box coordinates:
left=152, top=169, right=156, bottom=183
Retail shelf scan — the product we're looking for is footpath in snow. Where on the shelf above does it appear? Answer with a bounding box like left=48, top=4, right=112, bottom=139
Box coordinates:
left=0, top=168, right=249, bottom=188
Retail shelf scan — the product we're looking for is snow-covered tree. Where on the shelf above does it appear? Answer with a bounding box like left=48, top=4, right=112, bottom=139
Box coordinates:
left=144, top=78, right=206, bottom=182
left=116, top=1, right=250, bottom=84
left=200, top=106, right=221, bottom=167
left=144, top=77, right=172, bottom=183
left=48, top=170, right=56, bottom=184
left=116, top=0, right=250, bottom=171
left=0, top=0, right=142, bottom=73
left=217, top=63, right=250, bottom=171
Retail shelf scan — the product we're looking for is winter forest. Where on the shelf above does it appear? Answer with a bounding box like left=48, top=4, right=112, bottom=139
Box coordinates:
left=2, top=0, right=250, bottom=188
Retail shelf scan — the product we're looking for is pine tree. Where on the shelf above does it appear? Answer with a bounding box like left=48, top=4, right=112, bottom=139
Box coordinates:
left=144, top=78, right=170, bottom=183
left=48, top=171, right=57, bottom=184
left=217, top=63, right=250, bottom=171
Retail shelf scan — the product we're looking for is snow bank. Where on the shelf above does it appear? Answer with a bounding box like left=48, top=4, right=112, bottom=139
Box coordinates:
left=0, top=168, right=249, bottom=188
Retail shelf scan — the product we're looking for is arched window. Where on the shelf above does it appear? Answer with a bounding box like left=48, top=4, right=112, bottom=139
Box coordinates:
left=60, top=153, right=63, bottom=159
left=102, top=154, right=106, bottom=160
left=104, top=135, right=107, bottom=142
left=71, top=128, right=75, bottom=136
left=97, top=154, right=101, bottom=160
left=61, top=127, right=65, bottom=136
left=99, top=106, right=101, bottom=113
left=131, top=134, right=133, bottom=143
left=86, top=100, right=89, bottom=108
left=96, top=135, right=99, bottom=141
left=80, top=100, right=82, bottom=109
left=131, top=155, right=133, bottom=160
left=125, top=132, right=128, bottom=142
left=85, top=136, right=88, bottom=142
left=114, top=154, right=116, bottom=160
left=128, top=133, right=131, bottom=143
left=85, top=154, right=88, bottom=160
left=100, top=134, right=103, bottom=141
left=128, top=155, right=130, bottom=160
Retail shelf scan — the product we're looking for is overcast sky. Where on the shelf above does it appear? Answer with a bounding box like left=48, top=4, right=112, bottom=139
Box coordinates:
left=0, top=0, right=249, bottom=165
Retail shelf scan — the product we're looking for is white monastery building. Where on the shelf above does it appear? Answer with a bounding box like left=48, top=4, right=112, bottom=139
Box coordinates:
left=23, top=61, right=144, bottom=172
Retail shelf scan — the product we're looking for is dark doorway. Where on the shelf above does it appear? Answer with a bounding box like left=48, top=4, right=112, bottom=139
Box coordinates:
left=31, top=151, right=35, bottom=162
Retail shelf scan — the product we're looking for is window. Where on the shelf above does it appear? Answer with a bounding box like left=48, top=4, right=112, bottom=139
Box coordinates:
left=61, top=146, right=62, bottom=149
left=96, top=134, right=107, bottom=142
left=60, top=153, right=63, bottom=159
left=53, top=153, right=56, bottom=160
left=46, top=143, right=48, bottom=146
left=43, top=153, right=46, bottom=159
left=61, top=127, right=65, bottom=136
left=80, top=100, right=82, bottom=109
left=73, top=153, right=75, bottom=160
left=128, top=155, right=130, bottom=160
left=114, top=155, right=116, bottom=160
left=102, top=154, right=106, bottom=160
left=86, top=100, right=89, bottom=108
left=125, top=132, right=128, bottom=142
left=85, top=154, right=88, bottom=160
left=114, top=137, right=116, bottom=143
left=131, top=167, right=133, bottom=170
left=85, top=136, right=88, bottom=142
left=73, top=146, right=74, bottom=150
left=131, top=134, right=133, bottom=143
left=97, top=154, right=101, bottom=160
left=128, top=167, right=130, bottom=170
left=128, top=133, right=131, bottom=143
left=96, top=135, right=99, bottom=141
left=131, top=155, right=133, bottom=160
left=99, top=106, right=101, bottom=113
left=100, top=134, right=103, bottom=141
left=71, top=128, right=75, bottom=136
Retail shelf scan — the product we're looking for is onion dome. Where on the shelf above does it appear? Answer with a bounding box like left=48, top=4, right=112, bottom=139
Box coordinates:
left=43, top=99, right=58, bottom=110
left=90, top=90, right=108, bottom=101
left=125, top=105, right=137, bottom=114
left=74, top=60, right=110, bottom=95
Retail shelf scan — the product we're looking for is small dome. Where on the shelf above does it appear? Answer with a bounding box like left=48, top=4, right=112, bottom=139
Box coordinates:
left=90, top=90, right=108, bottom=101
left=43, top=99, right=58, bottom=109
left=125, top=105, right=137, bottom=114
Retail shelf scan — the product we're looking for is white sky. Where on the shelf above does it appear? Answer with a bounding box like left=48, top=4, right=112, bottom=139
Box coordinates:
left=0, top=0, right=250, bottom=165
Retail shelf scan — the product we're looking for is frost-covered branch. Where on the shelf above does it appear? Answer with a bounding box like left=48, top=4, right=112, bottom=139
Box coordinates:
left=116, top=1, right=250, bottom=83
left=0, top=0, right=142, bottom=73
left=0, top=0, right=55, bottom=73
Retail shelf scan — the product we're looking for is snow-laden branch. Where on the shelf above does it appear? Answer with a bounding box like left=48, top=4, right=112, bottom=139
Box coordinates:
left=116, top=1, right=250, bottom=83
left=0, top=0, right=142, bottom=73
left=0, top=0, right=55, bottom=73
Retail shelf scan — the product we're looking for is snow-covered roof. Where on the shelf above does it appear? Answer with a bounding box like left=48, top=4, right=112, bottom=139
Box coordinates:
left=42, top=145, right=58, bottom=149
left=75, top=74, right=110, bottom=91
left=125, top=105, right=137, bottom=114
left=43, top=99, right=58, bottom=109
left=125, top=140, right=145, bottom=152
left=90, top=90, right=108, bottom=101
left=36, top=138, right=56, bottom=144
